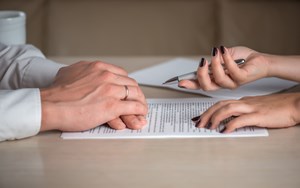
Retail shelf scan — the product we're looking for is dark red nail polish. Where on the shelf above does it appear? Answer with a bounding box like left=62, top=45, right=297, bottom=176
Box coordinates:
left=191, top=115, right=201, bottom=122
left=211, top=47, right=217, bottom=56
left=205, top=122, right=212, bottom=129
left=220, top=45, right=225, bottom=54
left=220, top=127, right=226, bottom=133
left=195, top=120, right=201, bottom=127
left=199, top=58, right=205, bottom=67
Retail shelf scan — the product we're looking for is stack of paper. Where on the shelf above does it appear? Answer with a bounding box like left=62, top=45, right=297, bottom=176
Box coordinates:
left=61, top=98, right=268, bottom=139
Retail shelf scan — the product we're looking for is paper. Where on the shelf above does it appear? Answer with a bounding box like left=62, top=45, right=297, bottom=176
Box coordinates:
left=129, top=58, right=298, bottom=99
left=61, top=98, right=268, bottom=139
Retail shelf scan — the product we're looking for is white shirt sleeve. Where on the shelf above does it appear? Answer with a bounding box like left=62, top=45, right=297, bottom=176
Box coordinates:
left=0, top=43, right=66, bottom=141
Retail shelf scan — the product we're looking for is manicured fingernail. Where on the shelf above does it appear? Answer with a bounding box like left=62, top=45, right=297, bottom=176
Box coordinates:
left=220, top=45, right=225, bottom=54
left=220, top=127, right=226, bottom=133
left=195, top=120, right=201, bottom=127
left=178, top=85, right=186, bottom=88
left=191, top=115, right=201, bottom=122
left=205, top=122, right=212, bottom=129
left=211, top=47, right=217, bottom=56
left=199, top=58, right=205, bottom=67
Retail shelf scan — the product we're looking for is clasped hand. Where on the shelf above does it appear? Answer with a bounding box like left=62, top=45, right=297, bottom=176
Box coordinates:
left=40, top=61, right=148, bottom=132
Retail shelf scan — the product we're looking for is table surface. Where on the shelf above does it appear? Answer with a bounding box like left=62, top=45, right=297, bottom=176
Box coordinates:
left=1, top=56, right=300, bottom=188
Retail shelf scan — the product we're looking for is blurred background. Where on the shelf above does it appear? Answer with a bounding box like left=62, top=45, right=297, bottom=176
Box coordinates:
left=1, top=0, right=300, bottom=56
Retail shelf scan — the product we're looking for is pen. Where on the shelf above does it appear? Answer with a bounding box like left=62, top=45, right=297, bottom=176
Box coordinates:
left=163, top=59, right=245, bottom=84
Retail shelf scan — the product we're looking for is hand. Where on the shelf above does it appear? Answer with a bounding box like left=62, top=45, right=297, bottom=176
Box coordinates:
left=194, top=93, right=300, bottom=133
left=40, top=61, right=148, bottom=132
left=178, top=46, right=270, bottom=91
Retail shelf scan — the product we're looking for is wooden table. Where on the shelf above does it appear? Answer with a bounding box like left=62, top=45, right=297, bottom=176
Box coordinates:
left=1, top=56, right=299, bottom=188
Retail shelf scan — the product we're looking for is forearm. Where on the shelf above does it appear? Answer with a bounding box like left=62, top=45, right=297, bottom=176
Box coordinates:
left=0, top=89, right=41, bottom=141
left=265, top=54, right=300, bottom=82
left=0, top=43, right=65, bottom=89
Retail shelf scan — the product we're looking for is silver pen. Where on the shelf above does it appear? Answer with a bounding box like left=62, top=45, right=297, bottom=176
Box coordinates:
left=163, top=58, right=246, bottom=84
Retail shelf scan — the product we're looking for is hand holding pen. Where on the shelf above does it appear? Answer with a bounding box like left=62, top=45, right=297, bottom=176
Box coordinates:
left=165, top=46, right=271, bottom=91
left=163, top=58, right=245, bottom=84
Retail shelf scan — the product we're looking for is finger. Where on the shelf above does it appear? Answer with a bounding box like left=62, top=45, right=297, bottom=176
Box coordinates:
left=222, top=113, right=259, bottom=133
left=90, top=61, right=128, bottom=76
left=99, top=71, right=139, bottom=86
left=197, top=58, right=220, bottom=91
left=209, top=102, right=254, bottom=130
left=121, top=115, right=147, bottom=130
left=211, top=47, right=238, bottom=89
left=114, top=100, right=148, bottom=117
left=121, top=85, right=146, bottom=104
left=178, top=58, right=205, bottom=89
left=178, top=79, right=200, bottom=89
left=107, top=118, right=126, bottom=130
left=220, top=46, right=246, bottom=84
left=102, top=84, right=146, bottom=104
left=197, top=99, right=237, bottom=128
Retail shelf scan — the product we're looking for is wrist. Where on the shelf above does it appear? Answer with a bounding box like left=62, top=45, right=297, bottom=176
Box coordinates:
left=256, top=52, right=273, bottom=78
left=40, top=88, right=60, bottom=131
left=293, top=93, right=300, bottom=125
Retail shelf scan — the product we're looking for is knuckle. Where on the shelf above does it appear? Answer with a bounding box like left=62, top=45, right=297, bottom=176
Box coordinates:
left=224, top=103, right=236, bottom=110
left=91, top=61, right=105, bottom=70
left=101, top=70, right=116, bottom=80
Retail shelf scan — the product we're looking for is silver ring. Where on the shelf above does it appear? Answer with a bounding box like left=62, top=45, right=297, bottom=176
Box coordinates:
left=123, top=85, right=129, bottom=100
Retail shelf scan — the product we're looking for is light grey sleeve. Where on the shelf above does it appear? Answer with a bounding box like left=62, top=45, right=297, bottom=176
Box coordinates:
left=0, top=43, right=66, bottom=141
left=0, top=43, right=66, bottom=89
left=0, top=89, right=41, bottom=141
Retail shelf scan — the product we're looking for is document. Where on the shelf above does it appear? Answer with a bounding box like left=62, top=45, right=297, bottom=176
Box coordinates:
left=129, top=58, right=298, bottom=99
left=61, top=98, right=268, bottom=139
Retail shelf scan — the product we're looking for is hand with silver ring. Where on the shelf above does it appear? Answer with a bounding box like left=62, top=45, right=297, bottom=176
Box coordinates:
left=41, top=60, right=148, bottom=133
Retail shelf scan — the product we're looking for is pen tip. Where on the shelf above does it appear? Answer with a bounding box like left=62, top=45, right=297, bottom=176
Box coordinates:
left=163, top=77, right=178, bottom=85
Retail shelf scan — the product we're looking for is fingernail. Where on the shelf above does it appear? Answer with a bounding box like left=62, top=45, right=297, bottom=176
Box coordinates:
left=220, top=127, right=226, bottom=133
left=191, top=115, right=201, bottom=122
left=211, top=47, right=217, bottom=56
left=178, top=85, right=186, bottom=89
left=199, top=58, right=205, bottom=67
left=205, top=122, right=212, bottom=129
left=138, top=116, right=147, bottom=123
left=195, top=120, right=201, bottom=127
left=220, top=45, right=225, bottom=54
